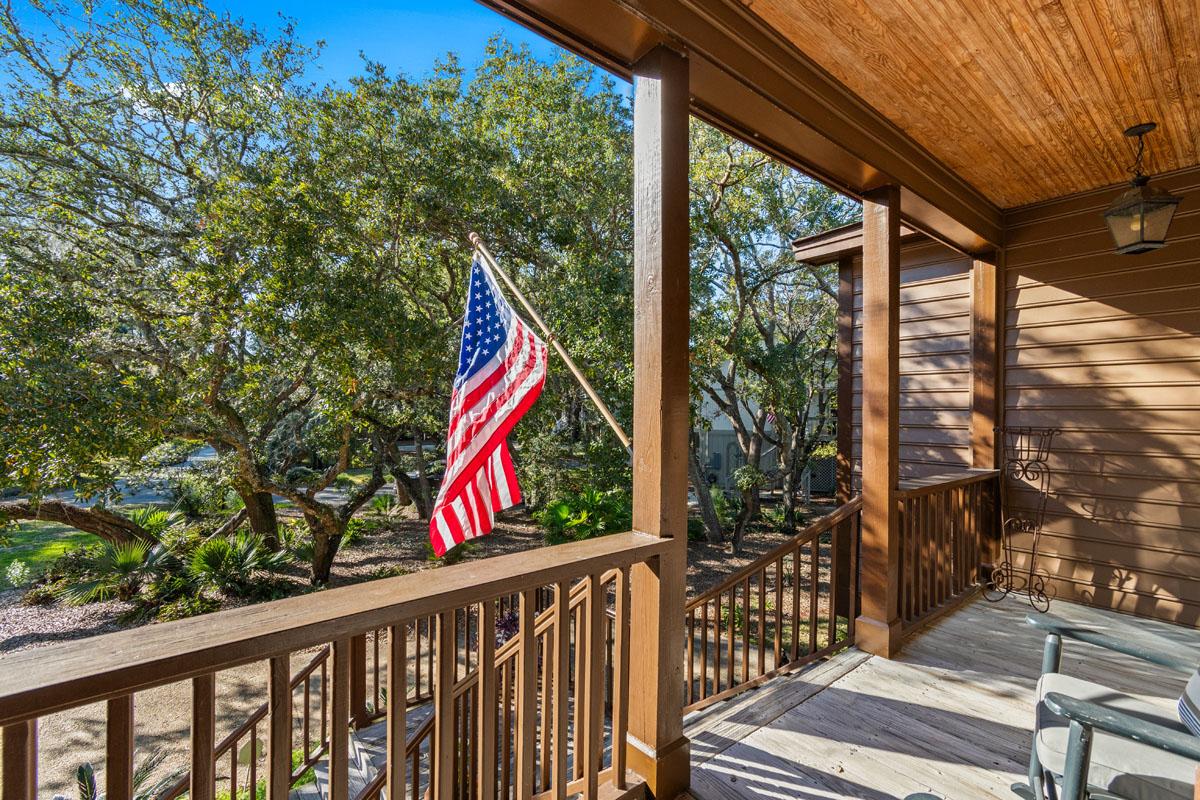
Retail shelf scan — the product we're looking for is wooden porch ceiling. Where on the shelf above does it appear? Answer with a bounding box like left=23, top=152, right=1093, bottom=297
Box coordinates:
left=749, top=0, right=1200, bottom=209
left=481, top=0, right=1198, bottom=253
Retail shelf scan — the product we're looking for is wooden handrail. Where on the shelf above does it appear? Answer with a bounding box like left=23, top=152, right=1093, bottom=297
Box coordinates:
left=895, top=468, right=999, bottom=500
left=686, top=497, right=863, bottom=613
left=0, top=532, right=670, bottom=726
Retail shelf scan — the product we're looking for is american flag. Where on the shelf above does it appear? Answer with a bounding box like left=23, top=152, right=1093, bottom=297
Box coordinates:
left=429, top=255, right=548, bottom=556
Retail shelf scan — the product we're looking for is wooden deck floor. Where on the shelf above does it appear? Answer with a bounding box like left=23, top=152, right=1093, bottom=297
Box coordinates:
left=684, top=595, right=1200, bottom=799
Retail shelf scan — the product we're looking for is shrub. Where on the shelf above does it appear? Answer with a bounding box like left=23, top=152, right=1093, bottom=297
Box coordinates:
left=21, top=581, right=60, bottom=606
left=42, top=544, right=104, bottom=583
left=5, top=559, right=34, bottom=588
left=143, top=439, right=196, bottom=467
left=156, top=594, right=220, bottom=622
left=424, top=539, right=477, bottom=566
left=284, top=466, right=318, bottom=487
left=73, top=750, right=182, bottom=800
left=709, top=486, right=739, bottom=529
left=61, top=541, right=164, bottom=604
left=189, top=533, right=291, bottom=595
left=371, top=494, right=397, bottom=515
left=123, top=507, right=183, bottom=539
left=686, top=518, right=707, bottom=542
left=169, top=472, right=223, bottom=518
left=535, top=488, right=631, bottom=545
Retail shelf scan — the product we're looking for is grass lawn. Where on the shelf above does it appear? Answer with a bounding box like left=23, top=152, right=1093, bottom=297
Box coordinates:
left=1, top=521, right=98, bottom=587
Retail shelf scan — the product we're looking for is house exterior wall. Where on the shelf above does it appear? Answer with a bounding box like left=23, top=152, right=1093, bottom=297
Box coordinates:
left=848, top=240, right=975, bottom=489
left=1003, top=166, right=1200, bottom=625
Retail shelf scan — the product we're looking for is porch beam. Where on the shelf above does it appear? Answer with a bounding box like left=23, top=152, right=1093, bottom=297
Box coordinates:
left=855, top=185, right=903, bottom=658
left=479, top=0, right=1003, bottom=254
left=627, top=43, right=690, bottom=799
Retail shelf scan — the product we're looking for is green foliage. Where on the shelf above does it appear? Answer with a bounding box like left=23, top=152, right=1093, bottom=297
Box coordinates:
left=284, top=466, right=319, bottom=487
left=709, top=487, right=739, bottom=529
left=73, top=750, right=182, bottom=800
left=169, top=473, right=232, bottom=519
left=4, top=559, right=33, bottom=588
left=686, top=518, right=708, bottom=542
left=535, top=488, right=631, bottom=545
left=189, top=533, right=291, bottom=595
left=732, top=464, right=767, bottom=494
left=425, top=539, right=478, bottom=566
left=123, top=507, right=183, bottom=539
left=155, top=594, right=220, bottom=622
left=21, top=581, right=60, bottom=606
left=61, top=541, right=163, bottom=605
left=371, top=494, right=397, bottom=515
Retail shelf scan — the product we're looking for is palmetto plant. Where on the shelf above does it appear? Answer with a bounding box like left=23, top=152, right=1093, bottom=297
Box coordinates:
left=61, top=541, right=164, bottom=605
left=122, top=506, right=184, bottom=539
left=74, top=750, right=182, bottom=800
left=189, top=533, right=291, bottom=595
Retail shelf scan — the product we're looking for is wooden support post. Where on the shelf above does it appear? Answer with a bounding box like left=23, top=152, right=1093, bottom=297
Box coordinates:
left=191, top=674, right=216, bottom=800
left=855, top=185, right=903, bottom=659
left=834, top=254, right=855, bottom=618
left=267, top=656, right=291, bottom=800
left=106, top=696, right=135, bottom=800
left=2, top=720, right=37, bottom=800
left=971, top=251, right=1005, bottom=571
left=627, top=42, right=690, bottom=800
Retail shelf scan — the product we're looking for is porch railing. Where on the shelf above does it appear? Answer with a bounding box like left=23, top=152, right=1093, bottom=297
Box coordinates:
left=896, top=469, right=1000, bottom=633
left=0, top=532, right=668, bottom=800
left=683, top=498, right=862, bottom=713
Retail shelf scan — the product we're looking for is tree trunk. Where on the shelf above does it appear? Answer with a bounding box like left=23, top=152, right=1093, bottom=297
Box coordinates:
left=233, top=478, right=280, bottom=549
left=780, top=440, right=799, bottom=533
left=0, top=500, right=154, bottom=545
left=689, top=440, right=723, bottom=543
left=413, top=432, right=433, bottom=520
left=730, top=489, right=759, bottom=554
left=392, top=474, right=412, bottom=507
left=307, top=513, right=345, bottom=585
left=211, top=508, right=248, bottom=539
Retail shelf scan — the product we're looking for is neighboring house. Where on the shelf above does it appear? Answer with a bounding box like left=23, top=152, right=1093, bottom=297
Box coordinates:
left=694, top=387, right=835, bottom=494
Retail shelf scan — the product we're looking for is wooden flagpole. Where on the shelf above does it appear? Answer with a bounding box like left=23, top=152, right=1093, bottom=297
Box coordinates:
left=469, top=232, right=632, bottom=453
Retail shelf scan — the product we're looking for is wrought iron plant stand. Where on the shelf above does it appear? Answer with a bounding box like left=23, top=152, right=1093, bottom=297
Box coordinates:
left=984, top=426, right=1059, bottom=612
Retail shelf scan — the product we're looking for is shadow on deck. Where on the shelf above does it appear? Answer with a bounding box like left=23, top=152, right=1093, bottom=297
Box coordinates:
left=684, top=596, right=1200, bottom=799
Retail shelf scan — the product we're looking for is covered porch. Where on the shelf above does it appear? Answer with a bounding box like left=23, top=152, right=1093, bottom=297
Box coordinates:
left=686, top=595, right=1200, bottom=800
left=2, top=1, right=1197, bottom=799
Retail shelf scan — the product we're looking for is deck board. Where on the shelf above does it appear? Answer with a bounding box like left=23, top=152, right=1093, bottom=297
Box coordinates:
left=686, top=595, right=1200, bottom=799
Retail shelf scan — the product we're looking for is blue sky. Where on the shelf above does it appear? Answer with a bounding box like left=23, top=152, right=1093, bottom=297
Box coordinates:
left=211, top=0, right=589, bottom=85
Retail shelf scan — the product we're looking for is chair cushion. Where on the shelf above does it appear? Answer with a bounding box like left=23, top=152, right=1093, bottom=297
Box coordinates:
left=1178, top=669, right=1200, bottom=736
left=1036, top=672, right=1196, bottom=800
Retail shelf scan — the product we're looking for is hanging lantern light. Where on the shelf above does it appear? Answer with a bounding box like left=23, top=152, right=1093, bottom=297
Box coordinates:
left=1104, top=122, right=1183, bottom=255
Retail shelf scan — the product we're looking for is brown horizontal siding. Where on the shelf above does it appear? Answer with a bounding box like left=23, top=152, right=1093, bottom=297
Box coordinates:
left=849, top=242, right=973, bottom=489
left=1004, top=165, right=1200, bottom=625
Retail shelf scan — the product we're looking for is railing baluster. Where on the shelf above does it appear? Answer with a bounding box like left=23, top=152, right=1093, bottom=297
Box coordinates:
left=725, top=587, right=735, bottom=690
left=516, top=590, right=537, bottom=799
left=387, top=624, right=408, bottom=800
left=741, top=576, right=751, bottom=685
left=583, top=574, right=604, bottom=799
left=790, top=549, right=800, bottom=663
left=350, top=633, right=368, bottom=729
left=572, top=600, right=583, bottom=780
left=686, top=609, right=695, bottom=706
left=539, top=627, right=550, bottom=794
left=248, top=721, right=258, bottom=798
left=753, top=573, right=763, bottom=681
left=106, top=695, right=134, bottom=800
left=191, top=674, right=216, bottom=800
left=552, top=581, right=569, bottom=799
left=3, top=719, right=37, bottom=800
left=478, top=601, right=497, bottom=800
left=433, top=614, right=455, bottom=800
left=611, top=566, right=631, bottom=790
left=773, top=558, right=783, bottom=668
left=809, top=539, right=819, bottom=653
left=268, top=655, right=291, bottom=800
left=699, top=601, right=709, bottom=700
left=330, top=638, right=352, bottom=800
